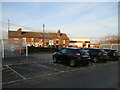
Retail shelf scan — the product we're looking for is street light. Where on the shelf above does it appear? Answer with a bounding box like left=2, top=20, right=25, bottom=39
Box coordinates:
left=42, top=24, right=45, bottom=47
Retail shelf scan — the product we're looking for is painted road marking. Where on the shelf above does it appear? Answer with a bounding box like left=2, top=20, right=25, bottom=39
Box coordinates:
left=2, top=60, right=118, bottom=85
left=5, top=65, right=26, bottom=80
left=34, top=63, right=60, bottom=72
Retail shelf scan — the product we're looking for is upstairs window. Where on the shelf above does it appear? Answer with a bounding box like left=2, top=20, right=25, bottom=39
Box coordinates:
left=56, top=40, right=59, bottom=44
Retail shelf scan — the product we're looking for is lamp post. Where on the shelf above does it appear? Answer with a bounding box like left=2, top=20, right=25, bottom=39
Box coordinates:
left=42, top=24, right=45, bottom=47
left=8, top=19, right=10, bottom=31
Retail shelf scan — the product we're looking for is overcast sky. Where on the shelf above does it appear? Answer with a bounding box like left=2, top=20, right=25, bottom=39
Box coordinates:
left=1, top=1, right=118, bottom=38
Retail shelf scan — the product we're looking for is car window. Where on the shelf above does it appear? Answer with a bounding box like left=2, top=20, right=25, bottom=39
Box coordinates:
left=89, top=49, right=98, bottom=54
left=66, top=49, right=78, bottom=54
left=111, top=50, right=117, bottom=52
left=77, top=49, right=87, bottom=54
left=61, top=49, right=67, bottom=54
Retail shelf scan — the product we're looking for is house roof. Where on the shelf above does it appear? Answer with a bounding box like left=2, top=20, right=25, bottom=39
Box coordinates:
left=8, top=31, right=69, bottom=40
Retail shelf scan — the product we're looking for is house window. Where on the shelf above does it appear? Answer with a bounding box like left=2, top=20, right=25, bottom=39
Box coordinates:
left=39, top=39, right=42, bottom=43
left=23, top=38, right=26, bottom=42
left=56, top=40, right=59, bottom=44
left=63, top=40, right=65, bottom=44
left=70, top=41, right=77, bottom=43
left=83, top=43, right=86, bottom=47
left=85, top=41, right=90, bottom=43
left=49, top=40, right=54, bottom=45
left=31, top=38, right=34, bottom=42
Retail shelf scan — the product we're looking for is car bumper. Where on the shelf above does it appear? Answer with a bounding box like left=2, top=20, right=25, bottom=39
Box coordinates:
left=108, top=56, right=119, bottom=60
left=77, top=58, right=91, bottom=63
left=97, top=56, right=108, bottom=62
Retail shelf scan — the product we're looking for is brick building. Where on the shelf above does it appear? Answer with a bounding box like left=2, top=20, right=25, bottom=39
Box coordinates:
left=8, top=28, right=69, bottom=47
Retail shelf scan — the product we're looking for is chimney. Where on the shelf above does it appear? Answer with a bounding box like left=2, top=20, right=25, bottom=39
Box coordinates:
left=17, top=28, right=22, bottom=35
left=57, top=29, right=61, bottom=37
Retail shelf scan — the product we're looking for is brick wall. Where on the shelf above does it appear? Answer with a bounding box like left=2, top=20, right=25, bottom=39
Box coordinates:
left=65, top=40, right=69, bottom=46
left=58, top=39, right=63, bottom=45
left=26, top=38, right=32, bottom=42
left=34, top=38, right=39, bottom=42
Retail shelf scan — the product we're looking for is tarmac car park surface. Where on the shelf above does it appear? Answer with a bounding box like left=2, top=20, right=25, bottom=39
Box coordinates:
left=2, top=53, right=119, bottom=88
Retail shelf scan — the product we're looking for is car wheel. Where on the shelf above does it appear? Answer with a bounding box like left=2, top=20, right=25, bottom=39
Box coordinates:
left=93, top=57, right=98, bottom=63
left=53, top=57, right=58, bottom=63
left=69, top=59, right=76, bottom=67
left=118, top=57, right=120, bottom=61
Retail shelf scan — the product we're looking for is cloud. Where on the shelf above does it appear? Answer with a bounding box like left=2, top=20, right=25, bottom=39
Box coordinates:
left=2, top=2, right=118, bottom=38
left=100, top=25, right=112, bottom=28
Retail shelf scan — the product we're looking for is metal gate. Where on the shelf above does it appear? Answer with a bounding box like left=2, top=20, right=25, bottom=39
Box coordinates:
left=1, top=39, right=28, bottom=58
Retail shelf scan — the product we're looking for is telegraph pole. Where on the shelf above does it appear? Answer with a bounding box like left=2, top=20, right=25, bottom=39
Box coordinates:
left=8, top=19, right=10, bottom=31
left=42, top=24, right=45, bottom=47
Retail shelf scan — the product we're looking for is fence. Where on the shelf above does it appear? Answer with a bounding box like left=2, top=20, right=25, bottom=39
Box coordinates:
left=0, top=39, right=28, bottom=58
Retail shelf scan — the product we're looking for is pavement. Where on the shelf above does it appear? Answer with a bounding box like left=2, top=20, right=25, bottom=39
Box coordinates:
left=2, top=53, right=119, bottom=88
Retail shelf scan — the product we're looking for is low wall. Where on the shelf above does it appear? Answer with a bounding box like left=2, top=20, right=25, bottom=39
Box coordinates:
left=28, top=46, right=59, bottom=54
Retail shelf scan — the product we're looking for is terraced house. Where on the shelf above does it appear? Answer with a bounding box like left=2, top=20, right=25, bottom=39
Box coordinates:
left=8, top=28, right=69, bottom=47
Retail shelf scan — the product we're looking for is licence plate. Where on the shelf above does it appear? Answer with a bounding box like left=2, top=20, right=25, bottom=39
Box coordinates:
left=103, top=54, right=107, bottom=55
left=82, top=55, right=89, bottom=57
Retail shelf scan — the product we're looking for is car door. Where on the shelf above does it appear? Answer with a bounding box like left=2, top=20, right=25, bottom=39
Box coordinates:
left=89, top=49, right=97, bottom=59
left=58, top=48, right=67, bottom=61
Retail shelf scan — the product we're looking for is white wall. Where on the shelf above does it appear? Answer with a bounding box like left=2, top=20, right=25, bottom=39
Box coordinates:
left=69, top=43, right=83, bottom=47
left=69, top=38, right=90, bottom=41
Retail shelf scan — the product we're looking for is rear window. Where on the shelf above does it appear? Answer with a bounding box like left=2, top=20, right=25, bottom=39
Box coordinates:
left=66, top=49, right=79, bottom=54
left=77, top=49, right=88, bottom=54
left=111, top=50, right=117, bottom=52
left=99, top=49, right=105, bottom=53
left=66, top=49, right=87, bottom=54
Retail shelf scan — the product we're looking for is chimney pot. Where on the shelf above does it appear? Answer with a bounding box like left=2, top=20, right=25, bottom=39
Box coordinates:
left=17, top=28, right=22, bottom=35
left=57, top=29, right=61, bottom=37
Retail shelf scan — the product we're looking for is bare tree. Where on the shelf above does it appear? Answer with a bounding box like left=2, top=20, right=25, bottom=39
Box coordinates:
left=98, top=33, right=120, bottom=44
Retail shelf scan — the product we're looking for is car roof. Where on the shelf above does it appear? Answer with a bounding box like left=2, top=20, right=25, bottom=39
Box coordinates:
left=60, top=47, right=79, bottom=50
left=84, top=48, right=100, bottom=50
left=103, top=49, right=117, bottom=51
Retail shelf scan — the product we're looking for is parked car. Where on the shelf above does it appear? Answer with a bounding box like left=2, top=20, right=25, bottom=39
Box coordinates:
left=82, top=48, right=109, bottom=63
left=116, top=51, right=120, bottom=60
left=52, top=47, right=90, bottom=67
left=103, top=49, right=118, bottom=61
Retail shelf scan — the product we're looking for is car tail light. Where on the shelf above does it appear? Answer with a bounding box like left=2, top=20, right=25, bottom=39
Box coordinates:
left=15, top=50, right=19, bottom=53
left=76, top=53, right=80, bottom=56
left=98, top=52, right=102, bottom=55
left=113, top=52, right=116, bottom=54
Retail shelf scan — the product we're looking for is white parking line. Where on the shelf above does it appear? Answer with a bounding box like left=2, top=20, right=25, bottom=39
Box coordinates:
left=34, top=63, right=60, bottom=71
left=5, top=65, right=26, bottom=80
left=3, top=58, right=52, bottom=66
left=2, top=65, right=91, bottom=85
left=2, top=78, right=24, bottom=85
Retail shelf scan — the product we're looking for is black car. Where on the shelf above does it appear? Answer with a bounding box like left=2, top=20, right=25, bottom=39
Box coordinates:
left=52, top=47, right=90, bottom=67
left=82, top=48, right=108, bottom=63
left=103, top=49, right=118, bottom=61
left=116, top=51, right=120, bottom=60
